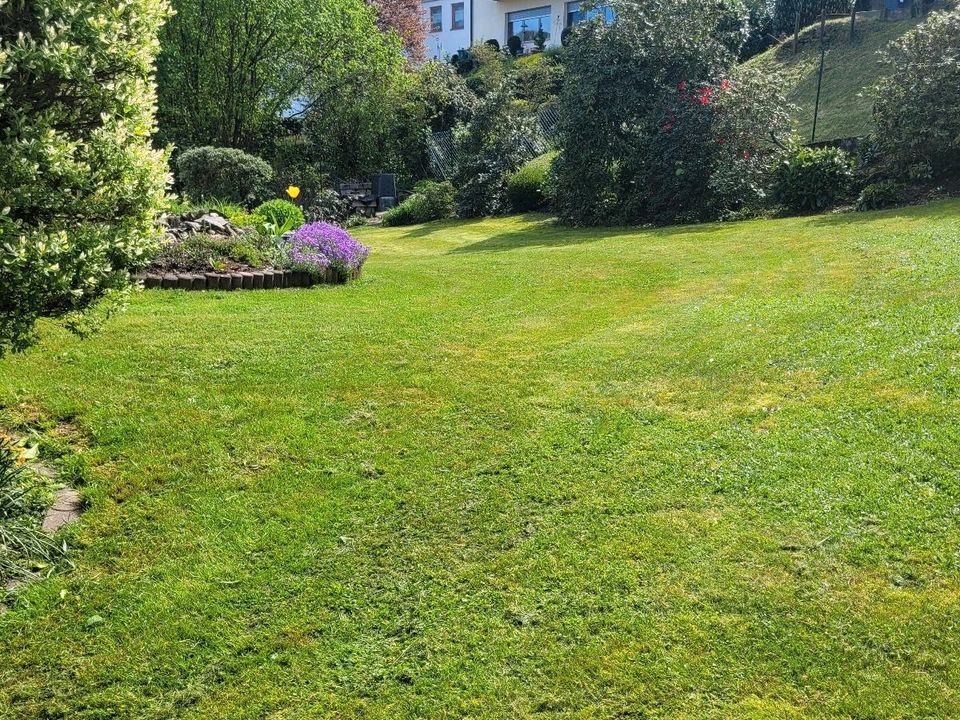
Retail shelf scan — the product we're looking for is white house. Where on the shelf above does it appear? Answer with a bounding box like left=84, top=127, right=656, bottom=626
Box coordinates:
left=421, top=0, right=613, bottom=60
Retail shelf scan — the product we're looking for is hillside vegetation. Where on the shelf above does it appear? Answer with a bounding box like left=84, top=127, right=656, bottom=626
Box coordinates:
left=750, top=14, right=922, bottom=141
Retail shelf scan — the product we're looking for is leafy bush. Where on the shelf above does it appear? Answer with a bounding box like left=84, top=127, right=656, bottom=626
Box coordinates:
left=382, top=181, right=455, bottom=226
left=176, top=147, right=274, bottom=204
left=772, top=145, right=854, bottom=214
left=286, top=223, right=369, bottom=279
left=874, top=8, right=960, bottom=178
left=551, top=0, right=790, bottom=226
left=253, top=200, right=306, bottom=232
left=0, top=0, right=171, bottom=356
left=0, top=433, right=61, bottom=583
left=508, top=35, right=522, bottom=57
left=305, top=189, right=351, bottom=225
left=857, top=180, right=904, bottom=212
left=454, top=80, right=544, bottom=218
left=507, top=152, right=556, bottom=212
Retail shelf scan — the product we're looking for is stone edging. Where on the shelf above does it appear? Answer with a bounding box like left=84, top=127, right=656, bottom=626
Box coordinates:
left=139, top=268, right=355, bottom=291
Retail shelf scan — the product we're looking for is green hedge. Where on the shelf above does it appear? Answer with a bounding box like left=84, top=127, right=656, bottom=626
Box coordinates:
left=382, top=182, right=455, bottom=227
left=176, top=146, right=274, bottom=204
left=507, top=152, right=556, bottom=212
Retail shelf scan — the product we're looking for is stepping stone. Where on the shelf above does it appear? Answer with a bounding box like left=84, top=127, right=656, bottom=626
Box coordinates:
left=41, top=488, right=82, bottom=533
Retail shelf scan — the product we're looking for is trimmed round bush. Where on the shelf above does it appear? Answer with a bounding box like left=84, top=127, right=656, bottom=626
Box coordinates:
left=507, top=152, right=556, bottom=212
left=381, top=181, right=455, bottom=226
left=772, top=146, right=854, bottom=214
left=176, top=146, right=274, bottom=204
left=253, top=200, right=305, bottom=231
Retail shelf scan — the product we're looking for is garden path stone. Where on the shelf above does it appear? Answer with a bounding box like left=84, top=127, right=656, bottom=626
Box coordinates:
left=41, top=489, right=82, bottom=533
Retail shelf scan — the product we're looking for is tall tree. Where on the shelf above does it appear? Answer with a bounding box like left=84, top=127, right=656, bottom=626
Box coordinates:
left=368, top=0, right=428, bottom=62
left=156, top=0, right=405, bottom=151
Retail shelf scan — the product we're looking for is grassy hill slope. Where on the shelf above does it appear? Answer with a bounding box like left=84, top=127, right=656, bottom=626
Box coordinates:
left=749, top=14, right=922, bottom=142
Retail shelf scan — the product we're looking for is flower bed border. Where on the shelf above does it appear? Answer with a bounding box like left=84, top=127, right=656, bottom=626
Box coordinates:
left=138, top=267, right=359, bottom=291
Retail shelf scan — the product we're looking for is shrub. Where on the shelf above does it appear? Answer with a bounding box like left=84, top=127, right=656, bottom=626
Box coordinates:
left=0, top=0, right=171, bottom=356
left=286, top=223, right=369, bottom=280
left=772, top=145, right=854, bottom=214
left=857, top=180, right=904, bottom=212
left=507, top=35, right=522, bottom=57
left=305, top=189, right=351, bottom=225
left=551, top=0, right=782, bottom=226
left=874, top=8, right=960, bottom=178
left=507, top=152, right=556, bottom=212
left=382, top=181, right=455, bottom=226
left=253, top=200, right=306, bottom=232
left=454, top=79, right=544, bottom=218
left=176, top=146, right=274, bottom=204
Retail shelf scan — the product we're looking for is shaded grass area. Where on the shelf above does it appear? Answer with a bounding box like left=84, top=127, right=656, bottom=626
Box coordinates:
left=2, top=203, right=960, bottom=717
left=749, top=15, right=921, bottom=141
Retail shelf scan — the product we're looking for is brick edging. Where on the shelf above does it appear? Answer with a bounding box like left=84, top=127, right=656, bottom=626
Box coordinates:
left=138, top=267, right=359, bottom=291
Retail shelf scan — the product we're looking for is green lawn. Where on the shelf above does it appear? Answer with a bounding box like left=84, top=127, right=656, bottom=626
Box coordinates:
left=749, top=15, right=921, bottom=142
left=3, top=204, right=960, bottom=718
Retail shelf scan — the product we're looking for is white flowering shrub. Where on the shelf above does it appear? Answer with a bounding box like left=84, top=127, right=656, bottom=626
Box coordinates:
left=0, top=0, right=171, bottom=356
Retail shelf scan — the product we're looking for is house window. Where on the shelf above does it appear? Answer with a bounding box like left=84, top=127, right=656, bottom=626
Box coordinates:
left=566, top=1, right=614, bottom=27
left=452, top=2, right=465, bottom=30
left=429, top=5, right=442, bottom=33
left=507, top=6, right=551, bottom=45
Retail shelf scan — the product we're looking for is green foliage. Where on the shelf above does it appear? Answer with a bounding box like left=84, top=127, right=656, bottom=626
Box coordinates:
left=149, top=232, right=279, bottom=272
left=0, top=435, right=61, bottom=583
left=553, top=2, right=791, bottom=226
left=857, top=180, right=904, bottom=212
left=176, top=147, right=273, bottom=204
left=211, top=204, right=267, bottom=229
left=305, top=189, right=351, bottom=225
left=507, top=152, right=557, bottom=212
left=773, top=145, right=854, bottom=213
left=874, top=8, right=960, bottom=178
left=454, top=80, right=544, bottom=218
left=381, top=181, right=455, bottom=226
left=157, top=0, right=404, bottom=152
left=0, top=0, right=171, bottom=356
left=507, top=35, right=522, bottom=57
left=254, top=200, right=305, bottom=231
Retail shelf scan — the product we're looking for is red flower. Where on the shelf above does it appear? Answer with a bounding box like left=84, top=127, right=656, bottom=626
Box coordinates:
left=720, top=79, right=732, bottom=91
left=678, top=80, right=688, bottom=93
left=741, top=150, right=751, bottom=160
left=696, top=86, right=713, bottom=106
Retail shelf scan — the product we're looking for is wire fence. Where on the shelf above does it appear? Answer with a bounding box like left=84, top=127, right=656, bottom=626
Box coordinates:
left=428, top=105, right=562, bottom=180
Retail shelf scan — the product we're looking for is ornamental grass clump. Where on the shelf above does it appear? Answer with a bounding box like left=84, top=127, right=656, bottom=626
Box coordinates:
left=287, top=223, right=369, bottom=280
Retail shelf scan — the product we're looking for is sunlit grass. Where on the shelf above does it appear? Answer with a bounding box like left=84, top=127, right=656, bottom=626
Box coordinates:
left=2, top=202, right=960, bottom=718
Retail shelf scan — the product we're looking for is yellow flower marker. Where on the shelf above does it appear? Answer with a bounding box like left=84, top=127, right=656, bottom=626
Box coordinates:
left=286, top=186, right=301, bottom=200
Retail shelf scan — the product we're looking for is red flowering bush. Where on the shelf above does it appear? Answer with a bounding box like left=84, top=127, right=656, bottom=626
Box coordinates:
left=552, top=0, right=794, bottom=226
left=624, top=67, right=793, bottom=223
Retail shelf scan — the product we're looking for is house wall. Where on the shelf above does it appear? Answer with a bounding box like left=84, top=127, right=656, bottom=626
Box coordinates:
left=422, top=0, right=473, bottom=60
left=473, top=0, right=568, bottom=49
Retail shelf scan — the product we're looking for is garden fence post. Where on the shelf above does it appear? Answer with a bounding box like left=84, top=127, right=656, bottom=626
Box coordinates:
left=811, top=8, right=828, bottom=143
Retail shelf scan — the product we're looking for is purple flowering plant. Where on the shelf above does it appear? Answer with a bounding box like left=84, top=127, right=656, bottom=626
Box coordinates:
left=286, top=222, right=369, bottom=278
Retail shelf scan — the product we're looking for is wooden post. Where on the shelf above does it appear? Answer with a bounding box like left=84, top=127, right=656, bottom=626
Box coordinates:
left=793, top=11, right=801, bottom=56
left=850, top=2, right=857, bottom=41
left=811, top=8, right=828, bottom=143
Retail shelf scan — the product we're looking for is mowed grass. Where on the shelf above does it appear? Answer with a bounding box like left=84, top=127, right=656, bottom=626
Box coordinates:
left=750, top=15, right=920, bottom=141
left=3, top=203, right=960, bottom=718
